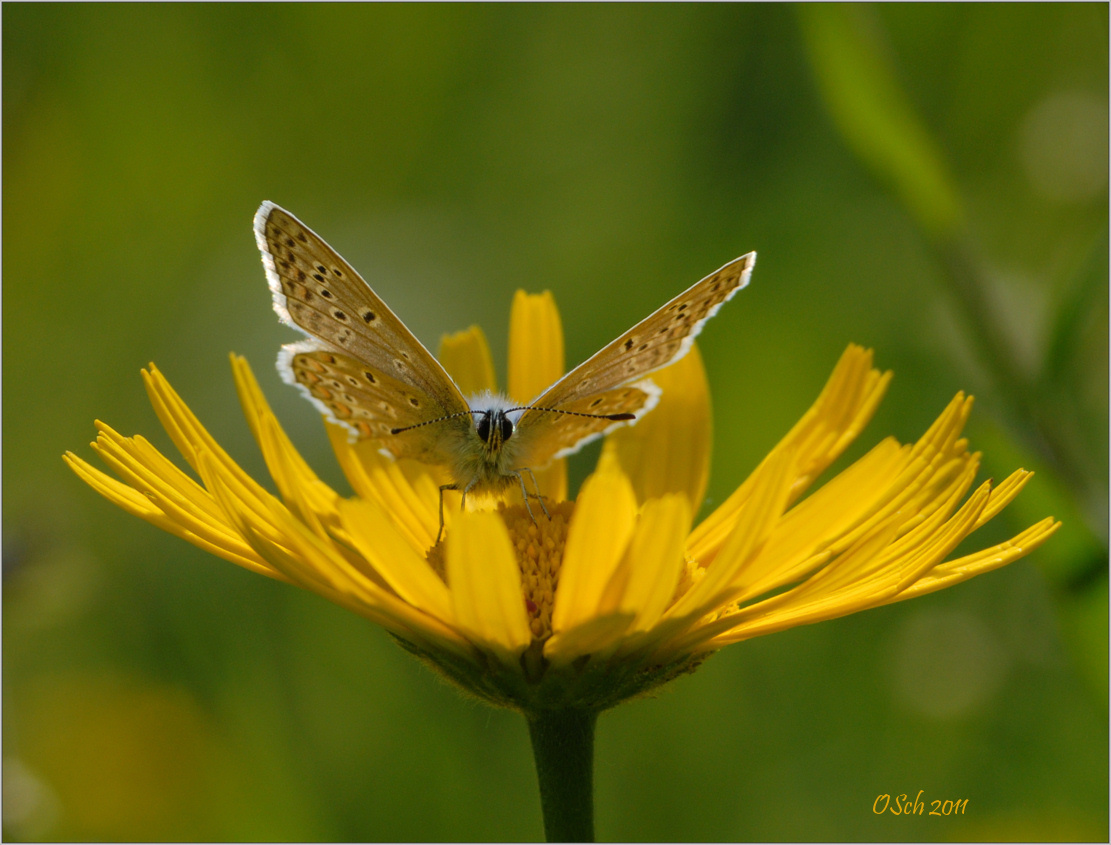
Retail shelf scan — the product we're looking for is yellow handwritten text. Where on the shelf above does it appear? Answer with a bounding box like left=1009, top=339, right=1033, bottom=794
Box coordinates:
left=873, top=791, right=969, bottom=816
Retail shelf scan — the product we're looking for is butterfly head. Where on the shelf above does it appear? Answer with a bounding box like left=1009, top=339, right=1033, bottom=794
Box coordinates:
left=461, top=392, right=520, bottom=464
left=475, top=408, right=515, bottom=454
left=464, top=390, right=639, bottom=469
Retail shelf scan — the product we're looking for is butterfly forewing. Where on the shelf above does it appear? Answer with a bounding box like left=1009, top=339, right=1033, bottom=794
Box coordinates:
left=255, top=202, right=469, bottom=416
left=517, top=253, right=755, bottom=432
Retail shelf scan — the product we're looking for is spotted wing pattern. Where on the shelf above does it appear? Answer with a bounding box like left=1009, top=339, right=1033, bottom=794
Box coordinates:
left=514, top=382, right=661, bottom=468
left=254, top=202, right=470, bottom=429
left=280, top=342, right=472, bottom=463
left=515, top=253, right=755, bottom=457
left=257, top=202, right=755, bottom=490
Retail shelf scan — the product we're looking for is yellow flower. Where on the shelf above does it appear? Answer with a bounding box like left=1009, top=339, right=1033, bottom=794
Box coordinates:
left=65, top=291, right=1059, bottom=713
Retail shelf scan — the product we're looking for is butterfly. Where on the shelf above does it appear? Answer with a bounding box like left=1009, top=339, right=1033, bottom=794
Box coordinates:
left=254, top=201, right=754, bottom=538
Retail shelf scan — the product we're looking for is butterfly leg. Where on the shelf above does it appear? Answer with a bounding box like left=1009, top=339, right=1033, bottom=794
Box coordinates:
left=512, top=471, right=539, bottom=527
left=437, top=483, right=459, bottom=544
left=522, top=467, right=551, bottom=521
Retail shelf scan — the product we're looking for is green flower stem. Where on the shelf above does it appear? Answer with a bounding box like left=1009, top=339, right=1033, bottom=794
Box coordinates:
left=527, top=709, right=598, bottom=842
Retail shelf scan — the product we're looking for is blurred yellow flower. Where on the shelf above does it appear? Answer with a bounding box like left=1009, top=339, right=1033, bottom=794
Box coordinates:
left=65, top=291, right=1058, bottom=713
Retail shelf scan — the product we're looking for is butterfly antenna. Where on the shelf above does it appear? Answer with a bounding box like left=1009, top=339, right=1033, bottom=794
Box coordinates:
left=392, top=407, right=634, bottom=436
left=505, top=407, right=636, bottom=422
left=391, top=410, right=481, bottom=435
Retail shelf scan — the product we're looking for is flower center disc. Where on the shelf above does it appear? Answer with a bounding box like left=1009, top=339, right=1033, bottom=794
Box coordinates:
left=427, top=501, right=574, bottom=642
left=502, top=501, right=574, bottom=640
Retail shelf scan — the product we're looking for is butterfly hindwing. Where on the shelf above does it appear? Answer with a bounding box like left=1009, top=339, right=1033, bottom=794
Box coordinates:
left=515, top=382, right=660, bottom=467
left=281, top=342, right=467, bottom=463
left=255, top=202, right=469, bottom=417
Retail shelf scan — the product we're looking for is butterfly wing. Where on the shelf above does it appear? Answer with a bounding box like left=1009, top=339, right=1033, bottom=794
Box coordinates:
left=279, top=342, right=470, bottom=463
left=514, top=252, right=755, bottom=464
left=255, top=202, right=471, bottom=451
left=513, top=382, right=663, bottom=466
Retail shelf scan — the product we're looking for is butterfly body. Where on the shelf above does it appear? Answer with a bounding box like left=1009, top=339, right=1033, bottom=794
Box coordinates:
left=443, top=393, right=529, bottom=500
left=254, top=201, right=755, bottom=513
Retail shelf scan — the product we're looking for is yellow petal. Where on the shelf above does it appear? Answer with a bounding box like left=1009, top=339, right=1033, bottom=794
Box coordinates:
left=601, top=494, right=692, bottom=632
left=90, top=424, right=229, bottom=527
left=669, top=446, right=796, bottom=620
left=698, top=471, right=1002, bottom=650
left=64, top=450, right=280, bottom=578
left=325, top=422, right=443, bottom=553
left=254, top=411, right=342, bottom=539
left=973, top=469, right=1034, bottom=528
left=550, top=466, right=637, bottom=633
left=445, top=509, right=532, bottom=658
left=339, top=497, right=455, bottom=622
left=545, top=497, right=691, bottom=663
left=722, top=437, right=909, bottom=601
left=766, top=466, right=982, bottom=614
left=196, top=447, right=348, bottom=590
left=508, top=290, right=564, bottom=404
left=65, top=449, right=165, bottom=520
left=87, top=423, right=288, bottom=569
left=688, top=344, right=890, bottom=559
left=439, top=325, right=497, bottom=396
left=508, top=290, right=568, bottom=502
left=198, top=450, right=469, bottom=656
left=544, top=613, right=637, bottom=663
left=190, top=446, right=313, bottom=568
left=142, top=364, right=265, bottom=497
left=892, top=518, right=1061, bottom=601
left=696, top=512, right=907, bottom=649
left=600, top=342, right=711, bottom=510
left=888, top=482, right=992, bottom=592
left=231, top=354, right=331, bottom=507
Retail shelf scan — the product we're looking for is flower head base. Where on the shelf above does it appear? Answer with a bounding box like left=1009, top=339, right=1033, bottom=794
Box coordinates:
left=66, top=291, right=1059, bottom=715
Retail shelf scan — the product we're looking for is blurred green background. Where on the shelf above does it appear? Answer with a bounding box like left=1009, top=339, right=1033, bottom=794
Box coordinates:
left=4, top=4, right=1107, bottom=841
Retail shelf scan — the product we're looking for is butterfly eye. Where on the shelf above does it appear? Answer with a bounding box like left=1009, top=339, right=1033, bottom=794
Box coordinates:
left=475, top=411, right=514, bottom=445
left=475, top=413, right=492, bottom=444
